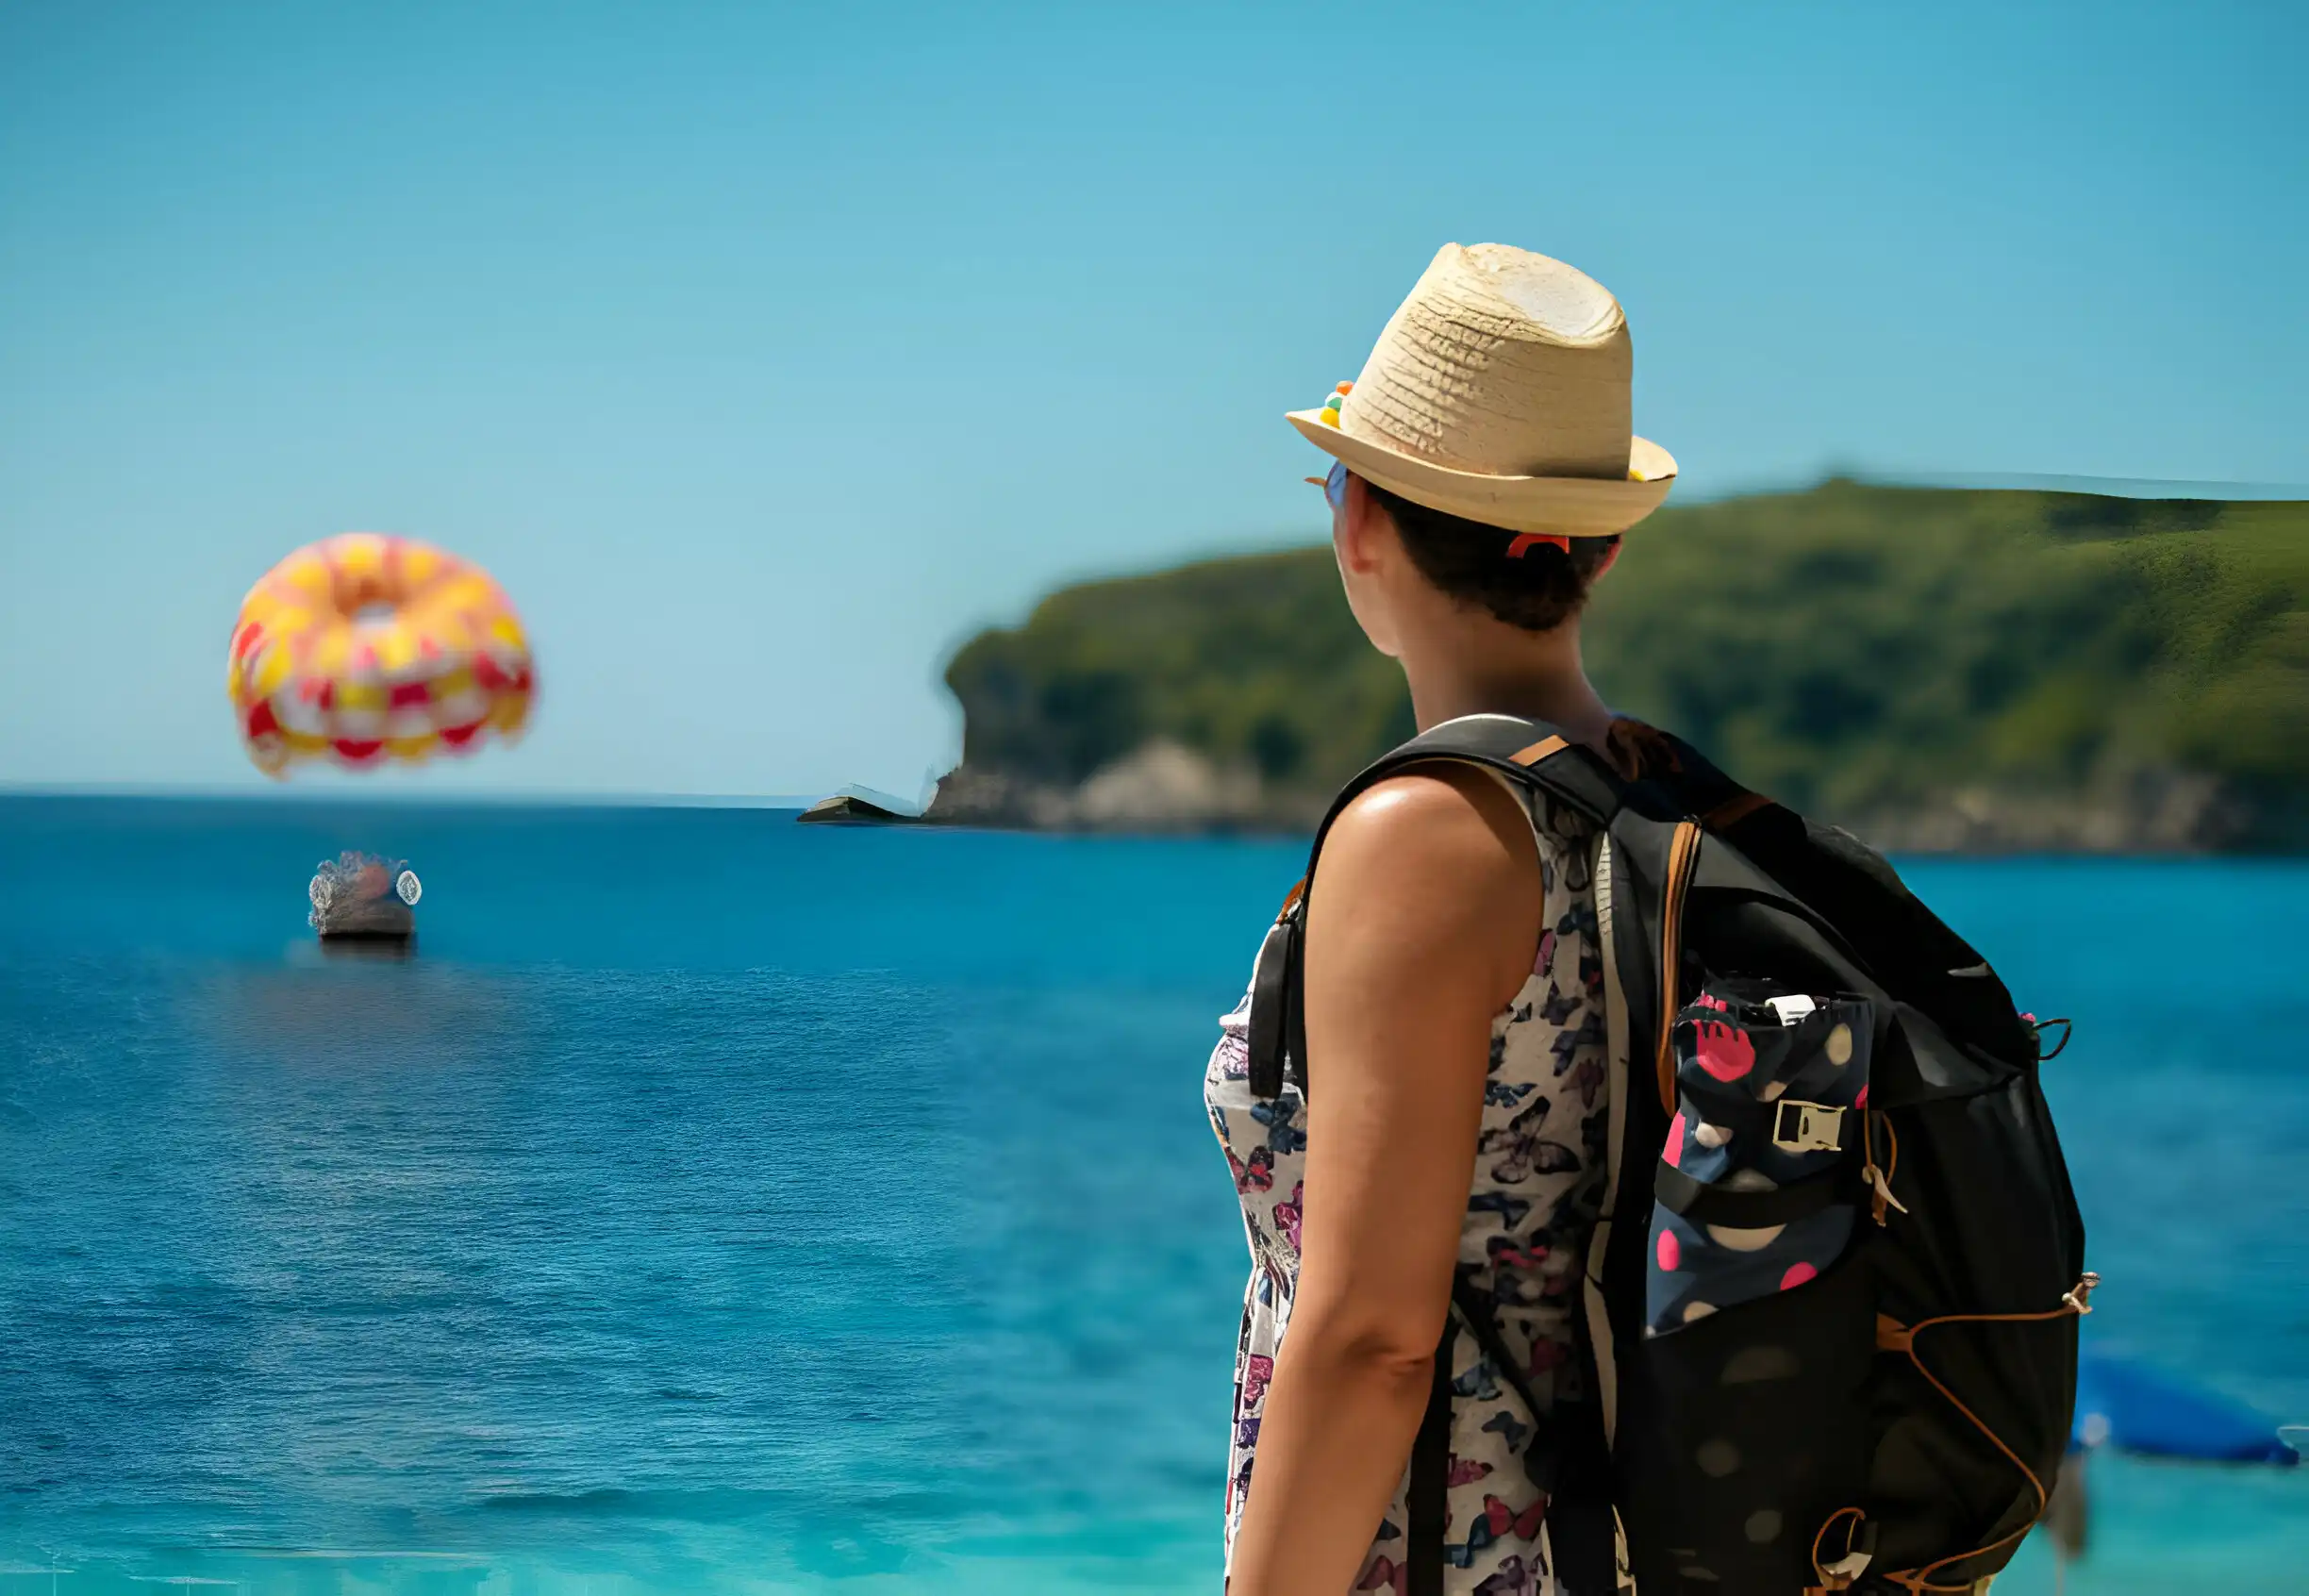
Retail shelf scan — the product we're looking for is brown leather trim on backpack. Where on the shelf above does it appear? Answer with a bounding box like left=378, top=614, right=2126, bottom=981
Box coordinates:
left=1653, top=819, right=1703, bottom=1112
left=1510, top=734, right=1569, bottom=766
left=1865, top=1112, right=1907, bottom=1227
left=1805, top=1505, right=1869, bottom=1592
left=1869, top=1275, right=2102, bottom=1592
left=1275, top=876, right=1306, bottom=921
left=1703, top=789, right=1776, bottom=830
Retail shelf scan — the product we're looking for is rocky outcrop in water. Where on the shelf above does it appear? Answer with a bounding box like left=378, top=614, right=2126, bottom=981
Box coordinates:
left=927, top=742, right=1301, bottom=833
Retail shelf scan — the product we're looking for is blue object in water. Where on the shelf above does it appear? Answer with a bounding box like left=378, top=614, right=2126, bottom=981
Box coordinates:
left=2075, top=1350, right=2299, bottom=1465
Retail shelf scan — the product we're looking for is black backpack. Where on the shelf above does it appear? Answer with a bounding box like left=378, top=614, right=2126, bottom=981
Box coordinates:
left=1244, top=714, right=2091, bottom=1596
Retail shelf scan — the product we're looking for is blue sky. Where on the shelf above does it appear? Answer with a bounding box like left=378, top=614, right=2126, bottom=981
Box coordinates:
left=3, top=1, right=2301, bottom=798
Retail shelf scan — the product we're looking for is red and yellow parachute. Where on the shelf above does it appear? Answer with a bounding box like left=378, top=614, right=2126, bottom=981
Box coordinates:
left=226, top=533, right=536, bottom=776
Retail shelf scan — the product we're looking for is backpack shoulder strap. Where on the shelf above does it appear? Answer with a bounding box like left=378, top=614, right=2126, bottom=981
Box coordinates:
left=1327, top=712, right=1629, bottom=838
left=1244, top=714, right=1627, bottom=1100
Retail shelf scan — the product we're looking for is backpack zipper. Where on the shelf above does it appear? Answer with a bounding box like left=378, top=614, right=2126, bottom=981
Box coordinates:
left=1653, top=818, right=1703, bottom=1113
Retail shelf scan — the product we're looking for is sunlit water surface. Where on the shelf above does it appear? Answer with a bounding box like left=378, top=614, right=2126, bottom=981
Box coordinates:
left=1, top=799, right=2301, bottom=1594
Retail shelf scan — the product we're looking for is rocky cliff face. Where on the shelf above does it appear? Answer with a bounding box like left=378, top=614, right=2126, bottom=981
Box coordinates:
left=926, top=741, right=1321, bottom=833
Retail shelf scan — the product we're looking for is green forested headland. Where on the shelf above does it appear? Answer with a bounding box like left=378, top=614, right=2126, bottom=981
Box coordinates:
left=938, top=482, right=2307, bottom=848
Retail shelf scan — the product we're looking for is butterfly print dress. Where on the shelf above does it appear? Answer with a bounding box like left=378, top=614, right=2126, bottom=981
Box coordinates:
left=1204, top=781, right=1617, bottom=1596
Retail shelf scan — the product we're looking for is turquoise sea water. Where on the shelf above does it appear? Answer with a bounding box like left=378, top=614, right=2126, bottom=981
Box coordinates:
left=1, top=798, right=2302, bottom=1595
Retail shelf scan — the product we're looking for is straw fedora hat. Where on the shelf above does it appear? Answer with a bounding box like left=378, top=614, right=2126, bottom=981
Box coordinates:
left=1288, top=243, right=1676, bottom=537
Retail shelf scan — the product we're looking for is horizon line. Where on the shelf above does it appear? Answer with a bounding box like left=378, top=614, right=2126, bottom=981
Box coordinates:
left=0, top=782, right=917, bottom=812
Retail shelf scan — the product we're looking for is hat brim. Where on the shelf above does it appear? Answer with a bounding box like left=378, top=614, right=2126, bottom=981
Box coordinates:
left=1287, top=410, right=1676, bottom=537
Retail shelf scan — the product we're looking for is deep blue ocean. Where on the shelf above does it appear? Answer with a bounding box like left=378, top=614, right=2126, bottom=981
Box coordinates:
left=1, top=798, right=2302, bottom=1596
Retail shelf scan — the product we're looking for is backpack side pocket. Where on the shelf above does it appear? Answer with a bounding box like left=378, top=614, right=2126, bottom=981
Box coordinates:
left=1623, top=984, right=1884, bottom=1589
left=1646, top=987, right=1874, bottom=1333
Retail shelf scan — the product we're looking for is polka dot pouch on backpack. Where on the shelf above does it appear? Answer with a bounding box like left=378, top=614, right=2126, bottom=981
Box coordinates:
left=1646, top=981, right=1875, bottom=1335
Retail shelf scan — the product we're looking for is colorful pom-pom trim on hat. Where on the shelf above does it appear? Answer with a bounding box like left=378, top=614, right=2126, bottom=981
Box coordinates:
left=1318, top=381, right=1352, bottom=427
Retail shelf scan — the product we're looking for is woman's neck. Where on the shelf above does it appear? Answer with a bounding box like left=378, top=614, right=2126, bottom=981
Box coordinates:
left=1400, top=622, right=1615, bottom=748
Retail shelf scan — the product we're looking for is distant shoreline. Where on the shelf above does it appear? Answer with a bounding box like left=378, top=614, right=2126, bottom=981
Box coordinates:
left=4, top=783, right=2300, bottom=856
left=932, top=481, right=2308, bottom=856
left=916, top=756, right=2299, bottom=856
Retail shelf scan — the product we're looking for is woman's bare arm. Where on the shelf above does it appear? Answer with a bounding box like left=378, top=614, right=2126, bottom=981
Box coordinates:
left=1226, top=766, right=1544, bottom=1596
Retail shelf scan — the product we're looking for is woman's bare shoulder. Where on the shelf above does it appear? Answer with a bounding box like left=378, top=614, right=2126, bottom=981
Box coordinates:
left=1310, top=765, right=1544, bottom=1004
left=1322, top=764, right=1538, bottom=878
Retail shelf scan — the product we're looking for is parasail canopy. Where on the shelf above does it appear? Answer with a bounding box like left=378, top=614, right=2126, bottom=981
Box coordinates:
left=227, top=533, right=535, bottom=775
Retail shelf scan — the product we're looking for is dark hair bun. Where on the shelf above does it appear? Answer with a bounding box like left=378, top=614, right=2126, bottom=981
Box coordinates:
left=1365, top=481, right=1620, bottom=632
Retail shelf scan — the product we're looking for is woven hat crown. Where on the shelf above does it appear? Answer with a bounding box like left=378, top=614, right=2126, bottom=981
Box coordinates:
left=1341, top=243, right=1633, bottom=481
